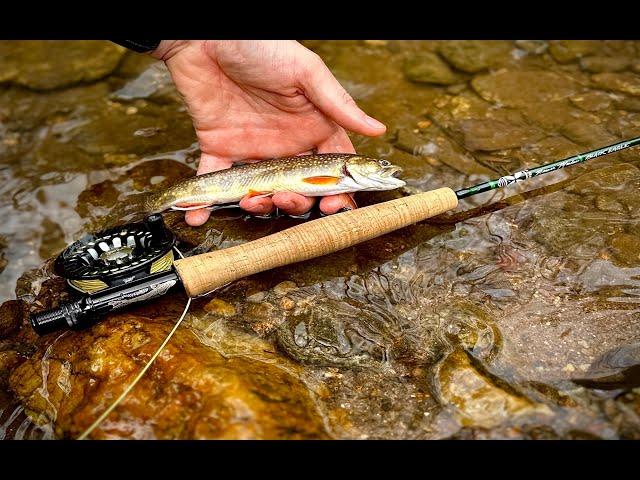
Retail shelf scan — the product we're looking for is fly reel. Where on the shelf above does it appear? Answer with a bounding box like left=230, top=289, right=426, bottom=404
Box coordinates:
left=30, top=214, right=182, bottom=335
left=55, top=214, right=176, bottom=295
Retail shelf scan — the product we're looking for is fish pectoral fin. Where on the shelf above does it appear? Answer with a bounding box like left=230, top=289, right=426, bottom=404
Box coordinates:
left=246, top=189, right=273, bottom=199
left=302, top=176, right=341, bottom=185
left=170, top=202, right=214, bottom=211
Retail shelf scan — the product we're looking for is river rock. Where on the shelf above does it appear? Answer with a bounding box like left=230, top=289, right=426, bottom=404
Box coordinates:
left=580, top=56, right=631, bottom=73
left=9, top=312, right=328, bottom=439
left=514, top=40, right=548, bottom=55
left=203, top=298, right=237, bottom=317
left=613, top=95, right=640, bottom=112
left=438, top=40, right=512, bottom=73
left=608, top=233, right=640, bottom=268
left=592, top=73, right=640, bottom=96
left=549, top=40, right=600, bottom=63
left=403, top=52, right=461, bottom=85
left=0, top=41, right=125, bottom=90
left=569, top=91, right=612, bottom=112
left=457, top=119, right=546, bottom=152
left=471, top=70, right=580, bottom=108
left=111, top=62, right=177, bottom=103
left=437, top=350, right=550, bottom=429
left=392, top=127, right=495, bottom=176
left=530, top=163, right=640, bottom=258
left=0, top=300, right=27, bottom=338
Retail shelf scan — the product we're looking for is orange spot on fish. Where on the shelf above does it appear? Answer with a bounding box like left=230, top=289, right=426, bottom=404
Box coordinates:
left=174, top=202, right=212, bottom=208
left=302, top=176, right=340, bottom=185
left=246, top=189, right=270, bottom=199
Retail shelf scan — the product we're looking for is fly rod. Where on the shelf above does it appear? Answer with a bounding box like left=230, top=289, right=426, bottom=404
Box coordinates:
left=30, top=136, right=640, bottom=334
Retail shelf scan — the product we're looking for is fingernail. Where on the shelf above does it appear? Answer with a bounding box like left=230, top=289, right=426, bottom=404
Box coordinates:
left=364, top=115, right=386, bottom=130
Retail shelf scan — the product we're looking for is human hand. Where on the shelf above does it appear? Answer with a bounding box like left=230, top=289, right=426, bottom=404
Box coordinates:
left=152, top=40, right=386, bottom=226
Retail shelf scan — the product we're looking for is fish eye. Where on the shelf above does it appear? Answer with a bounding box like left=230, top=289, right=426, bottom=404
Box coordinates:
left=379, top=160, right=391, bottom=167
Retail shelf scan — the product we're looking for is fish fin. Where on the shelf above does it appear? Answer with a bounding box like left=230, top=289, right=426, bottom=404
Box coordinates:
left=302, top=176, right=341, bottom=185
left=246, top=189, right=272, bottom=199
left=170, top=202, right=214, bottom=211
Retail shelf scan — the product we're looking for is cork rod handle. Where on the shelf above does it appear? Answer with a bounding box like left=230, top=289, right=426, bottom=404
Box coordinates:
left=173, top=187, right=458, bottom=297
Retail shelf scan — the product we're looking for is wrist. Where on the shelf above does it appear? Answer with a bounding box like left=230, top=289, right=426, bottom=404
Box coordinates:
left=150, top=40, right=190, bottom=61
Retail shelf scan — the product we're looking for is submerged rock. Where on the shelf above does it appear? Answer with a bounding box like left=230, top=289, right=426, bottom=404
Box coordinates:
left=573, top=342, right=640, bottom=390
left=403, top=52, right=461, bottom=85
left=514, top=40, right=549, bottom=55
left=457, top=119, right=546, bottom=152
left=471, top=70, right=579, bottom=108
left=608, top=233, right=640, bottom=268
left=437, top=350, right=551, bottom=429
left=548, top=40, right=600, bottom=63
left=437, top=40, right=512, bottom=73
left=0, top=41, right=125, bottom=90
left=111, top=62, right=177, bottom=103
left=529, top=163, right=640, bottom=259
left=580, top=56, right=631, bottom=73
left=592, top=72, right=640, bottom=96
left=9, top=311, right=329, bottom=439
left=392, top=127, right=495, bottom=176
left=0, top=300, right=27, bottom=338
left=569, top=91, right=613, bottom=112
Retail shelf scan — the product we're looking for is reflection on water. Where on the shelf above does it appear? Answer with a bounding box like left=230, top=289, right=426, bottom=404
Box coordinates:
left=1, top=40, right=640, bottom=439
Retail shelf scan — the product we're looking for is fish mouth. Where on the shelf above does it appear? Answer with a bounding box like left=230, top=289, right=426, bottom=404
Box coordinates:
left=381, top=165, right=403, bottom=177
left=358, top=165, right=406, bottom=190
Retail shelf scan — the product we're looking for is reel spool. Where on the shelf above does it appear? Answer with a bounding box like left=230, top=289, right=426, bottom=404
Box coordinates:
left=54, top=214, right=176, bottom=294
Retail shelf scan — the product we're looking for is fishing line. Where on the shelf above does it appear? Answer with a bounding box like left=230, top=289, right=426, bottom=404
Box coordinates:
left=77, top=247, right=191, bottom=440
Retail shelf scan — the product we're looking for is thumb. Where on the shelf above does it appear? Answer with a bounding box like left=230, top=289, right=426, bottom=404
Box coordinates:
left=301, top=57, right=386, bottom=137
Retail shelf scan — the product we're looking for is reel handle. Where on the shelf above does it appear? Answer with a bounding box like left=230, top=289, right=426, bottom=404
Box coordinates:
left=174, top=187, right=458, bottom=297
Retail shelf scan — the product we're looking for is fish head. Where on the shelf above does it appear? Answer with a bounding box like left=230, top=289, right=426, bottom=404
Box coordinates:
left=344, top=156, right=406, bottom=191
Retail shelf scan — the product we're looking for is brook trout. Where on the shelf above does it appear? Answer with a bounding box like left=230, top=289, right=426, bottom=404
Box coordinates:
left=145, top=154, right=405, bottom=213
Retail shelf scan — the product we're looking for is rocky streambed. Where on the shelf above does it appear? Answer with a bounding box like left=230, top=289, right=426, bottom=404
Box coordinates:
left=1, top=40, right=640, bottom=439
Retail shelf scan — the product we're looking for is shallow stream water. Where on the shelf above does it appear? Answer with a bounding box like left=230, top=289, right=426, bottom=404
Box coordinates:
left=1, top=40, right=640, bottom=439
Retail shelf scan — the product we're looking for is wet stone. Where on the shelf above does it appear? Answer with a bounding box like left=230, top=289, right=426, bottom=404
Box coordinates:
left=203, top=298, right=237, bottom=317
left=514, top=40, right=549, bottom=55
left=392, top=127, right=495, bottom=177
left=608, top=233, right=640, bottom=268
left=273, top=281, right=298, bottom=296
left=569, top=91, right=613, bottom=112
left=111, top=62, right=177, bottom=103
left=529, top=163, right=640, bottom=258
left=0, top=300, right=27, bottom=338
left=0, top=41, right=125, bottom=90
left=457, top=119, right=546, bottom=152
left=9, top=314, right=329, bottom=439
left=403, top=52, right=461, bottom=85
left=437, top=350, right=551, bottom=429
left=549, top=40, right=600, bottom=63
left=471, top=70, right=580, bottom=108
left=580, top=56, right=632, bottom=73
left=437, top=40, right=513, bottom=73
left=572, top=343, right=640, bottom=391
left=592, top=73, right=640, bottom=96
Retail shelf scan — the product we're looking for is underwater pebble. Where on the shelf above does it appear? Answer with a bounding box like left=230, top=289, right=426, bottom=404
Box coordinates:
left=203, top=298, right=236, bottom=317
left=273, top=281, right=298, bottom=296
left=280, top=297, right=295, bottom=310
left=246, top=291, right=267, bottom=303
left=403, top=52, right=460, bottom=85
